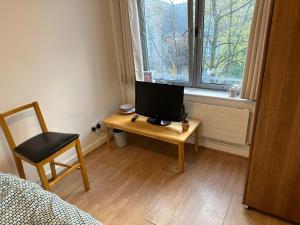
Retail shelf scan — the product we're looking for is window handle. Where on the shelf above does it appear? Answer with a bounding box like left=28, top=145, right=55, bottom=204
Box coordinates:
left=188, top=27, right=199, bottom=37
left=195, top=27, right=201, bottom=38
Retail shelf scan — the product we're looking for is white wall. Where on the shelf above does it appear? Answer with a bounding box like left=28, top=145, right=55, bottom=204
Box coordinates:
left=0, top=0, right=122, bottom=180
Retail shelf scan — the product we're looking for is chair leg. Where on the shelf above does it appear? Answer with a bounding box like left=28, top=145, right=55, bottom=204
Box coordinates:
left=50, top=160, right=57, bottom=180
left=75, top=138, right=90, bottom=191
left=14, top=156, right=26, bottom=179
left=36, top=164, right=50, bottom=191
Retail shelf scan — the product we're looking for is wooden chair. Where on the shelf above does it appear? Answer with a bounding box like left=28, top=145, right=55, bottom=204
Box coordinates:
left=0, top=101, right=90, bottom=192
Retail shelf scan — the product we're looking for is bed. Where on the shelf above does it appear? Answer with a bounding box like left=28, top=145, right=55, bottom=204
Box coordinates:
left=0, top=172, right=103, bottom=225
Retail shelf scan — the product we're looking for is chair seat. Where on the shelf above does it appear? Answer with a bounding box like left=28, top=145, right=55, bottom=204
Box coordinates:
left=15, top=132, right=79, bottom=163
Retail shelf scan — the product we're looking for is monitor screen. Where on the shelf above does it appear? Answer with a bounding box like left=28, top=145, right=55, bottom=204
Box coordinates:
left=135, top=81, right=184, bottom=123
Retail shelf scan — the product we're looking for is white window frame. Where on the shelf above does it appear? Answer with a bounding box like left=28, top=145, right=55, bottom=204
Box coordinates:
left=138, top=0, right=252, bottom=90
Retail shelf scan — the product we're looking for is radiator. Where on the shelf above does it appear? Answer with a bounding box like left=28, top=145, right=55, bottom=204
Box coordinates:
left=185, top=101, right=250, bottom=145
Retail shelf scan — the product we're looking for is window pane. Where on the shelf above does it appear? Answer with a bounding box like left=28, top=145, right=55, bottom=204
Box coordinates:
left=140, top=0, right=189, bottom=83
left=201, top=0, right=255, bottom=86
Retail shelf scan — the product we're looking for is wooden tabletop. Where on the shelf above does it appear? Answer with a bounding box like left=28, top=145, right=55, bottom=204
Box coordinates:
left=103, top=114, right=200, bottom=144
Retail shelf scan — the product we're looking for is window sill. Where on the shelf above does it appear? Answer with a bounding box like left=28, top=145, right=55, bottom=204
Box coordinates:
left=184, top=88, right=253, bottom=102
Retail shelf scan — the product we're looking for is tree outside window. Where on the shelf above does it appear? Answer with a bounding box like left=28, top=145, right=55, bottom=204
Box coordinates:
left=138, top=0, right=255, bottom=89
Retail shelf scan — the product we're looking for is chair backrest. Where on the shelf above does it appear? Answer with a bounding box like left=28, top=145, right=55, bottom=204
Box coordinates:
left=0, top=101, right=48, bottom=151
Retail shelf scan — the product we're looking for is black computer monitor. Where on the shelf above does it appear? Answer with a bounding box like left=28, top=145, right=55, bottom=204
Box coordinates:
left=135, top=81, right=184, bottom=126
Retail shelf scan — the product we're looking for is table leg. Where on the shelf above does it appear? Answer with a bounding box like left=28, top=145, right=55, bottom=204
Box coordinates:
left=178, top=142, right=185, bottom=173
left=105, top=127, right=111, bottom=149
left=194, top=125, right=199, bottom=152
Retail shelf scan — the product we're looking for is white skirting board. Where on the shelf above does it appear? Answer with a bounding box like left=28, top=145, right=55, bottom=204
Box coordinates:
left=187, top=136, right=250, bottom=158
left=44, top=132, right=249, bottom=181
left=45, top=134, right=107, bottom=179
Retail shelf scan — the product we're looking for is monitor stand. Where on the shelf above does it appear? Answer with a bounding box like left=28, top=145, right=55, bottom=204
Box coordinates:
left=147, top=117, right=171, bottom=126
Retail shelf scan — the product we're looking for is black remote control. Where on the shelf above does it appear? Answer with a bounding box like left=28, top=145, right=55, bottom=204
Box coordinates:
left=131, top=115, right=139, bottom=122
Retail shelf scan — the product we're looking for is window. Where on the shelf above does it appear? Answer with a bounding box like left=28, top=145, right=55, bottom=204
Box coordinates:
left=137, top=0, right=255, bottom=89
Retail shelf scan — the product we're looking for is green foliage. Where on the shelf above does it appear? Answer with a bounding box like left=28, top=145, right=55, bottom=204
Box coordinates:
left=140, top=0, right=255, bottom=85
left=202, top=0, right=255, bottom=83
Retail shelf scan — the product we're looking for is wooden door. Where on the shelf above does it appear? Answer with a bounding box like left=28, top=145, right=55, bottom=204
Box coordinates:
left=244, top=0, right=300, bottom=223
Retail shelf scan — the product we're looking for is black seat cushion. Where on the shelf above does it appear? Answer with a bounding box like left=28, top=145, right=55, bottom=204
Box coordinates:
left=15, top=132, right=79, bottom=163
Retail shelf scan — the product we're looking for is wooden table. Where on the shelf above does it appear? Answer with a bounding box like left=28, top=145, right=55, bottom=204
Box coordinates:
left=103, top=114, right=200, bottom=173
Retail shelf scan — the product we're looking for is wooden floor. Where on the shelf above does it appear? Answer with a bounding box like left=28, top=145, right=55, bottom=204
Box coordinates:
left=53, top=135, right=293, bottom=225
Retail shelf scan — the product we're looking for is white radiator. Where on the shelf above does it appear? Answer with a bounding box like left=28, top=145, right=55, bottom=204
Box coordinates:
left=185, top=102, right=250, bottom=145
